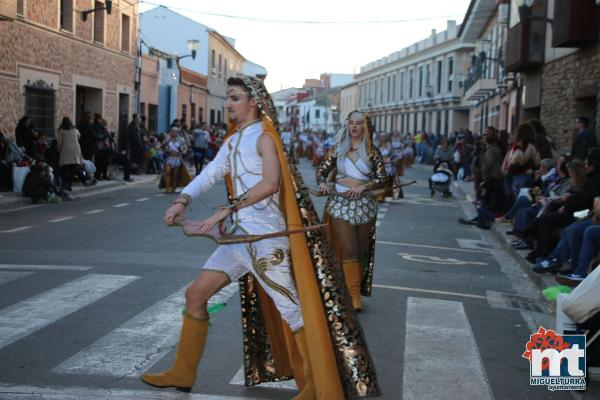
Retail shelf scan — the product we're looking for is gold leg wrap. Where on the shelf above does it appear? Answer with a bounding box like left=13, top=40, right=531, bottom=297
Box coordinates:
left=342, top=259, right=363, bottom=312
left=140, top=312, right=209, bottom=392
left=293, top=327, right=316, bottom=400
left=163, top=173, right=172, bottom=193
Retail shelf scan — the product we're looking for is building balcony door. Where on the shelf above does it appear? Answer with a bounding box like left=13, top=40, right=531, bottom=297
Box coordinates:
left=118, top=93, right=130, bottom=138
left=76, top=85, right=103, bottom=124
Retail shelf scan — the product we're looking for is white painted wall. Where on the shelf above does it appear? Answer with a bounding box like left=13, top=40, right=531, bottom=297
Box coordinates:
left=140, top=7, right=210, bottom=76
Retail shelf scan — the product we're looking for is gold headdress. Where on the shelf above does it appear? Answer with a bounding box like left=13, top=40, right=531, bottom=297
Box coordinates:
left=226, top=74, right=279, bottom=134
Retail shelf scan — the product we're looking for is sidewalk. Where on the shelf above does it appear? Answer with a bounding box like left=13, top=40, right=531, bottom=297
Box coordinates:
left=0, top=174, right=160, bottom=212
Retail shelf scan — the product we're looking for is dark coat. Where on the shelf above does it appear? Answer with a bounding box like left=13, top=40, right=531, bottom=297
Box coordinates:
left=571, top=129, right=598, bottom=161
left=77, top=121, right=97, bottom=160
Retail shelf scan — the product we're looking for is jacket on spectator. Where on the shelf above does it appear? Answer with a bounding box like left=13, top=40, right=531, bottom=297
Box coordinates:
left=481, top=144, right=502, bottom=181
left=571, top=129, right=598, bottom=161
left=57, top=128, right=83, bottom=166
left=564, top=172, right=600, bottom=214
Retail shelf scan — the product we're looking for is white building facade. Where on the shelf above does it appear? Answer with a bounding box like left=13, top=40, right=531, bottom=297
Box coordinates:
left=355, top=21, right=474, bottom=135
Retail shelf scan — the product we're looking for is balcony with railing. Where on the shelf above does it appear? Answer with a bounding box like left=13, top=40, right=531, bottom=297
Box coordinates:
left=463, top=52, right=500, bottom=101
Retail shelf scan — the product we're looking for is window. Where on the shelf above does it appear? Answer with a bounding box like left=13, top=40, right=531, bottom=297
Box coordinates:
left=391, top=74, right=396, bottom=102
left=181, top=104, right=187, bottom=127
left=409, top=70, right=414, bottom=98
left=24, top=84, right=56, bottom=138
left=198, top=107, right=203, bottom=124
left=190, top=102, right=196, bottom=124
left=387, top=76, right=391, bottom=103
left=211, top=50, right=216, bottom=78
left=217, top=110, right=222, bottom=124
left=210, top=109, right=215, bottom=125
left=60, top=0, right=73, bottom=32
left=121, top=14, right=130, bottom=53
left=418, top=66, right=423, bottom=97
left=400, top=71, right=405, bottom=100
left=93, top=1, right=104, bottom=44
left=17, top=0, right=23, bottom=15
left=379, top=77, right=384, bottom=103
left=224, top=58, right=228, bottom=79
left=148, top=104, right=158, bottom=133
left=447, top=57, right=454, bottom=92
left=218, top=54, right=222, bottom=80
left=140, top=102, right=146, bottom=116
left=426, top=64, right=431, bottom=96
left=315, top=109, right=320, bottom=119
left=437, top=60, right=443, bottom=94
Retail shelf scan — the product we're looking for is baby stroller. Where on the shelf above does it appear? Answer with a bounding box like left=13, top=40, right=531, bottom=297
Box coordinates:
left=429, top=162, right=452, bottom=198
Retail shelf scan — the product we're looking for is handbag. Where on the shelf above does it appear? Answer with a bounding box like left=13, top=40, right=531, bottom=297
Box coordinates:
left=12, top=164, right=30, bottom=193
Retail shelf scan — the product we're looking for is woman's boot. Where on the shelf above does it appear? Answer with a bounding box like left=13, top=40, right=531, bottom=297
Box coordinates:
left=140, top=312, right=209, bottom=392
left=342, top=259, right=363, bottom=311
left=293, top=328, right=316, bottom=400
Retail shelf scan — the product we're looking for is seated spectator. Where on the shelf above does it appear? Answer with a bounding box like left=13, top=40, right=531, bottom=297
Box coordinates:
left=536, top=197, right=600, bottom=286
left=526, top=148, right=600, bottom=262
left=501, top=124, right=541, bottom=204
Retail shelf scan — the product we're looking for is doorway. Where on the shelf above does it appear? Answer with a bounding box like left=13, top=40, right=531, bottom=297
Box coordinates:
left=75, top=85, right=103, bottom=124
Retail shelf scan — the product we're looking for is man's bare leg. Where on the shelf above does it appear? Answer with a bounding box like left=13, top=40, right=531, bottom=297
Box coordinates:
left=141, top=271, right=230, bottom=391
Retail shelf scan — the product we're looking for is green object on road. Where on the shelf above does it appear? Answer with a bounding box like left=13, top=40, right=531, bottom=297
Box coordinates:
left=208, top=303, right=226, bottom=314
left=542, top=285, right=573, bottom=301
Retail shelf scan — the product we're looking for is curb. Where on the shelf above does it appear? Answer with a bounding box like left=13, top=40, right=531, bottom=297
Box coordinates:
left=0, top=175, right=160, bottom=213
left=452, top=181, right=557, bottom=293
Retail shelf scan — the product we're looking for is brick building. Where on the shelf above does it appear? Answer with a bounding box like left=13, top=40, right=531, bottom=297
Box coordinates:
left=505, top=0, right=599, bottom=151
left=0, top=0, right=138, bottom=139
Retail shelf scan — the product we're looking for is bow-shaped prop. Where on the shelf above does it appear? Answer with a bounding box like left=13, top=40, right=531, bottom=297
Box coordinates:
left=307, top=183, right=385, bottom=198
left=172, top=217, right=327, bottom=245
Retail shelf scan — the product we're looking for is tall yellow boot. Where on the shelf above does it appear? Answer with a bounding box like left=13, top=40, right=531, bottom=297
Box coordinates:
left=293, top=328, right=316, bottom=400
left=141, top=312, right=209, bottom=392
left=342, top=259, right=363, bottom=311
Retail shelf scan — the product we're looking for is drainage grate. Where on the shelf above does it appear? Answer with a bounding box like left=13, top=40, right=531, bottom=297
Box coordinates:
left=486, top=290, right=543, bottom=312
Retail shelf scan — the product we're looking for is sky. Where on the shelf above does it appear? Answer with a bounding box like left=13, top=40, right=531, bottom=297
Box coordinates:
left=139, top=0, right=473, bottom=93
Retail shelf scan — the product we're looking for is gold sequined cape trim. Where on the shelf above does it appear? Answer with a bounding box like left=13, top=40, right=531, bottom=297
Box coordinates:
left=222, top=119, right=380, bottom=399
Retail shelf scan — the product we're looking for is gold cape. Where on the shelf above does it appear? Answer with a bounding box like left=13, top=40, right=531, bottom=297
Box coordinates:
left=224, top=118, right=380, bottom=399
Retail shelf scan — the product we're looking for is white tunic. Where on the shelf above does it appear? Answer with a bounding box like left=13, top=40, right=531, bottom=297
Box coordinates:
left=181, top=121, right=302, bottom=331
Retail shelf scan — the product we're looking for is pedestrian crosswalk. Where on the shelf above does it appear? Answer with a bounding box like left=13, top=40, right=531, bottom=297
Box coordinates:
left=0, top=266, right=497, bottom=398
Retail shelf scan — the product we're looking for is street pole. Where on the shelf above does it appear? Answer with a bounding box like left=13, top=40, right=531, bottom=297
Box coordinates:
left=135, top=30, right=142, bottom=116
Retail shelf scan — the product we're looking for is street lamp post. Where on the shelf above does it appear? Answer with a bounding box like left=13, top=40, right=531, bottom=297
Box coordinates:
left=81, top=0, right=112, bottom=21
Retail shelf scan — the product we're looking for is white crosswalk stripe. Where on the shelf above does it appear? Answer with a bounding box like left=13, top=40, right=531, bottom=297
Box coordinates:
left=54, top=282, right=240, bottom=377
left=0, top=384, right=263, bottom=400
left=0, top=274, right=139, bottom=351
left=0, top=271, right=33, bottom=285
left=402, top=297, right=492, bottom=400
left=0, top=267, right=496, bottom=398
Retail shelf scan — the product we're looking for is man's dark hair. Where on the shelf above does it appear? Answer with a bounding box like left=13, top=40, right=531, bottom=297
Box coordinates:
left=577, top=116, right=590, bottom=128
left=485, top=131, right=498, bottom=144
left=226, top=77, right=251, bottom=96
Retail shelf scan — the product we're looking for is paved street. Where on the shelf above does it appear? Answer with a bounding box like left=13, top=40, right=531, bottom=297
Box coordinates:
left=0, top=161, right=589, bottom=399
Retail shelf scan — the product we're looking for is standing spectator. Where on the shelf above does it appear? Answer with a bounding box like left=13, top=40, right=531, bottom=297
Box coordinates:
left=117, top=116, right=136, bottom=182
left=571, top=116, right=598, bottom=161
left=501, top=124, right=540, bottom=201
left=126, top=114, right=143, bottom=170
left=15, top=116, right=38, bottom=157
left=93, top=115, right=111, bottom=180
left=77, top=112, right=97, bottom=161
left=530, top=120, right=554, bottom=160
left=191, top=123, right=208, bottom=175
left=433, top=138, right=454, bottom=168
left=57, top=117, right=91, bottom=190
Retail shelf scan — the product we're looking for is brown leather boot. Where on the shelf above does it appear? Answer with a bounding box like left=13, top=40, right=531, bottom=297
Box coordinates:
left=141, top=312, right=209, bottom=392
left=293, top=328, right=316, bottom=400
left=342, top=259, right=363, bottom=311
